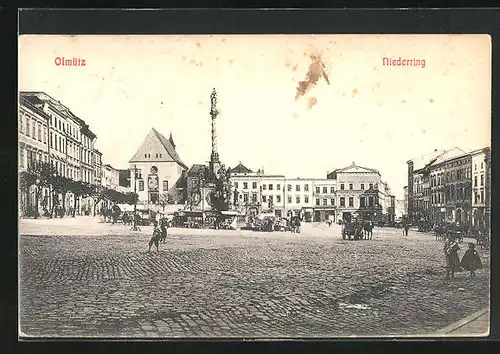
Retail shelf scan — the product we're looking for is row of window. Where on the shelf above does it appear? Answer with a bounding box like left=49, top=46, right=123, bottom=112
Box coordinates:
left=50, top=113, right=92, bottom=149
left=19, top=147, right=94, bottom=184
left=19, top=114, right=48, bottom=145
left=474, top=190, right=486, bottom=204
left=474, top=175, right=485, bottom=187
left=239, top=193, right=376, bottom=208
left=233, top=181, right=378, bottom=192
left=430, top=168, right=472, bottom=187
left=144, top=153, right=163, bottom=159
left=136, top=180, right=169, bottom=192
left=474, top=162, right=484, bottom=171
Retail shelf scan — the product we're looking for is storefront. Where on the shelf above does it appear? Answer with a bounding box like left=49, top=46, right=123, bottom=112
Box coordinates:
left=472, top=207, right=486, bottom=227
left=313, top=208, right=335, bottom=222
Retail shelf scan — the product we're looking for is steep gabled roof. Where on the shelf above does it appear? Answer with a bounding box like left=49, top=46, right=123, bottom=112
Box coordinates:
left=129, top=128, right=187, bottom=169
left=187, top=164, right=207, bottom=176
left=230, top=162, right=253, bottom=174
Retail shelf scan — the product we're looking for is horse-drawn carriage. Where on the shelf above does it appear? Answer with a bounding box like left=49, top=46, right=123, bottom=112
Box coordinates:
left=342, top=218, right=374, bottom=241
left=342, top=220, right=363, bottom=240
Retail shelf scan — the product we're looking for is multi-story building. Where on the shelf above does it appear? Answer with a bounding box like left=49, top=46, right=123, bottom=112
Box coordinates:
left=470, top=147, right=490, bottom=228
left=229, top=161, right=394, bottom=223
left=311, top=179, right=337, bottom=222
left=328, top=162, right=394, bottom=224
left=18, top=94, right=51, bottom=216
left=129, top=128, right=188, bottom=206
left=409, top=147, right=489, bottom=225
left=228, top=163, right=284, bottom=217
left=19, top=92, right=100, bottom=216
left=408, top=148, right=465, bottom=223
left=435, top=153, right=472, bottom=224
left=284, top=178, right=315, bottom=220
left=93, top=149, right=103, bottom=186
left=102, top=163, right=120, bottom=190
left=407, top=149, right=447, bottom=223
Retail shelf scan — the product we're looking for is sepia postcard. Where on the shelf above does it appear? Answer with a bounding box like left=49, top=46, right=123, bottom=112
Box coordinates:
left=18, top=34, right=491, bottom=338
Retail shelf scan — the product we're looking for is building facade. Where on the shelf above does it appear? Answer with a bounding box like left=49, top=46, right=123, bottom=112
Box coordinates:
left=93, top=149, right=103, bottom=186
left=129, top=128, right=188, bottom=206
left=102, top=164, right=120, bottom=190
left=229, top=161, right=394, bottom=223
left=311, top=179, right=337, bottom=222
left=19, top=92, right=100, bottom=216
left=18, top=95, right=51, bottom=216
left=470, top=147, right=490, bottom=227
left=408, top=147, right=489, bottom=226
left=328, top=162, right=394, bottom=224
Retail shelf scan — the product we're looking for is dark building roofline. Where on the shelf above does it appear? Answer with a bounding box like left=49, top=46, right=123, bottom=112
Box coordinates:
left=20, top=91, right=97, bottom=138
left=151, top=128, right=188, bottom=169
left=229, top=162, right=253, bottom=174
left=19, top=96, right=51, bottom=121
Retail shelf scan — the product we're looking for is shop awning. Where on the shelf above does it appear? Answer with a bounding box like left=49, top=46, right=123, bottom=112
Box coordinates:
left=116, top=204, right=134, bottom=212
left=221, top=211, right=239, bottom=216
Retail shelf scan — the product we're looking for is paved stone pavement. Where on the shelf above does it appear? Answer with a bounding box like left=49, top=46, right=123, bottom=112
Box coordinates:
left=19, top=218, right=490, bottom=338
left=437, top=307, right=489, bottom=336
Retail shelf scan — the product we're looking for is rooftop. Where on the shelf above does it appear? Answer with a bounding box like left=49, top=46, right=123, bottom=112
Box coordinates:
left=229, top=162, right=253, bottom=174
left=20, top=91, right=96, bottom=138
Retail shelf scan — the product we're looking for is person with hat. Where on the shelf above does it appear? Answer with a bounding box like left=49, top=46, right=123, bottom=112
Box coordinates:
left=460, top=242, right=483, bottom=278
left=444, top=234, right=461, bottom=279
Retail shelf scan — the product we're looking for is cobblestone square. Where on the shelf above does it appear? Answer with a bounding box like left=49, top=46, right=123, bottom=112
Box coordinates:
left=19, top=218, right=490, bottom=338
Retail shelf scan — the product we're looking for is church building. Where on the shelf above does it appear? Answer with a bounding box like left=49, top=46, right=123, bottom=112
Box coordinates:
left=129, top=128, right=188, bottom=206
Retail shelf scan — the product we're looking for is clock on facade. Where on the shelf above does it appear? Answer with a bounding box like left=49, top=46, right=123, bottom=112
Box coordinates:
left=192, top=192, right=201, bottom=205
left=150, top=166, right=158, bottom=174
left=148, top=175, right=159, bottom=191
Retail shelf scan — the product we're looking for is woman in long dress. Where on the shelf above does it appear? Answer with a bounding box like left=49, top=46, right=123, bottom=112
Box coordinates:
left=444, top=235, right=461, bottom=279
left=460, top=242, right=482, bottom=277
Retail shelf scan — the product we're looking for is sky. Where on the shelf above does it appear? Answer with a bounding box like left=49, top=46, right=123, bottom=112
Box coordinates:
left=18, top=34, right=491, bottom=200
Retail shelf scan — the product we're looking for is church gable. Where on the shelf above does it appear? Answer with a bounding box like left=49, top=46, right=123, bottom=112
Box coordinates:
left=129, top=128, right=186, bottom=168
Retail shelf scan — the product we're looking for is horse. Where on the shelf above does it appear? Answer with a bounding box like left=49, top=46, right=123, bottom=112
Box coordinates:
left=434, top=223, right=449, bottom=241
left=122, top=212, right=132, bottom=226
left=363, top=221, right=374, bottom=240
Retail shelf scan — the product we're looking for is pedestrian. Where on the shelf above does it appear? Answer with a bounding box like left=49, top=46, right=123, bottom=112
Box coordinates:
left=160, top=218, right=168, bottom=243
left=295, top=217, right=301, bottom=233
left=148, top=220, right=162, bottom=252
left=460, top=242, right=482, bottom=278
left=403, top=223, right=410, bottom=236
left=444, top=235, right=461, bottom=279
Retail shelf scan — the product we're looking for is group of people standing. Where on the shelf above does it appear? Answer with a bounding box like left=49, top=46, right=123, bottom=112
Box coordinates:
left=444, top=234, right=483, bottom=279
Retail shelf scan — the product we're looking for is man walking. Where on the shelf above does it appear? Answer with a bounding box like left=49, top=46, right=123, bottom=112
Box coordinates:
left=403, top=223, right=410, bottom=237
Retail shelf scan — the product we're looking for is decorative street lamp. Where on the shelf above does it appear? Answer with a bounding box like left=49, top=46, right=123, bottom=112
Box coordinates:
left=130, top=165, right=141, bottom=232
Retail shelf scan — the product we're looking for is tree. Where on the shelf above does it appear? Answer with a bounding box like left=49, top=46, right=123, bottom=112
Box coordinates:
left=125, top=192, right=138, bottom=205
left=70, top=180, right=91, bottom=217
left=19, top=170, right=38, bottom=217
left=90, top=184, right=105, bottom=216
